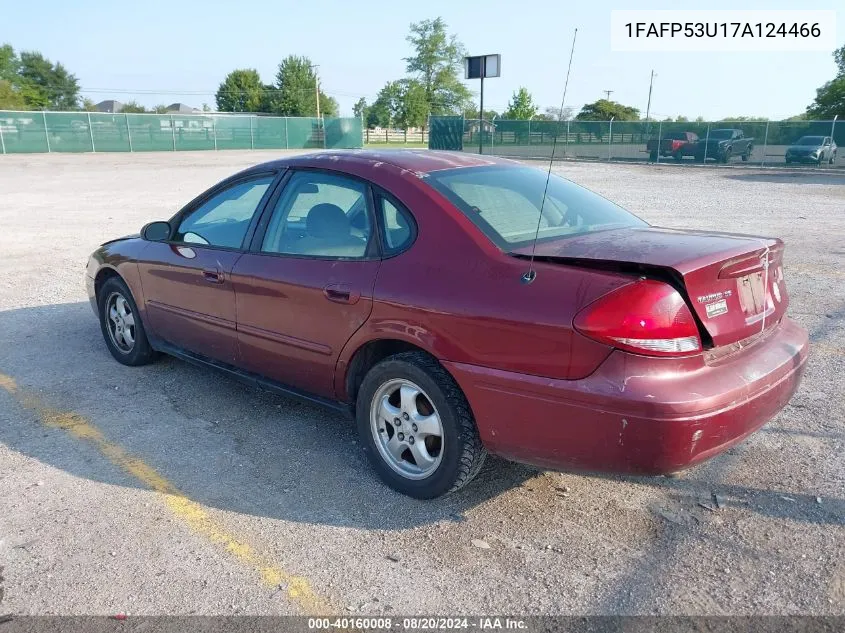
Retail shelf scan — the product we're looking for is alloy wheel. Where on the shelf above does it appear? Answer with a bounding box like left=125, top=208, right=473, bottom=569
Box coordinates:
left=106, top=291, right=136, bottom=353
left=370, top=378, right=444, bottom=480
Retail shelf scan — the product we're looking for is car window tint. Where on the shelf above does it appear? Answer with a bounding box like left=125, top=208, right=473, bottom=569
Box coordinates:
left=175, top=176, right=273, bottom=248
left=262, top=171, right=371, bottom=258
left=378, top=196, right=414, bottom=253
left=426, top=166, right=646, bottom=249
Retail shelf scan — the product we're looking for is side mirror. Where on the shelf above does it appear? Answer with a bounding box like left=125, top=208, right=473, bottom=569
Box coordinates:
left=141, top=221, right=171, bottom=241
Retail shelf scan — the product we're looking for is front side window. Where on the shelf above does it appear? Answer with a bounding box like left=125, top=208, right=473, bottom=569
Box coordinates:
left=425, top=166, right=646, bottom=249
left=261, top=171, right=372, bottom=258
left=175, top=176, right=273, bottom=248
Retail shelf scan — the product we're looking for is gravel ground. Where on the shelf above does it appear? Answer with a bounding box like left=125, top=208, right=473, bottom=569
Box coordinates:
left=0, top=151, right=843, bottom=616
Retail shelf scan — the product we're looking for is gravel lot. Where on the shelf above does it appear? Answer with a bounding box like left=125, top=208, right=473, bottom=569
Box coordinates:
left=0, top=151, right=843, bottom=616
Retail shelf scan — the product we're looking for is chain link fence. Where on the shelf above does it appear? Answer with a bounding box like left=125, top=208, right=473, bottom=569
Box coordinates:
left=431, top=116, right=841, bottom=168
left=0, top=111, right=364, bottom=154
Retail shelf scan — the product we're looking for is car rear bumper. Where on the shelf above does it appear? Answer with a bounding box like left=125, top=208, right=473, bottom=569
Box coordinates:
left=444, top=317, right=808, bottom=475
left=786, top=155, right=821, bottom=163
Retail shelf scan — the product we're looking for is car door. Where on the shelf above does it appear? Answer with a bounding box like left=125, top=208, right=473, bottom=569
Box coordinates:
left=231, top=169, right=381, bottom=398
left=138, top=172, right=278, bottom=364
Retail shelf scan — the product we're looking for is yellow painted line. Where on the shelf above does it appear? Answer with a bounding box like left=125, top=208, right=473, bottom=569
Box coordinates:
left=0, top=373, right=330, bottom=614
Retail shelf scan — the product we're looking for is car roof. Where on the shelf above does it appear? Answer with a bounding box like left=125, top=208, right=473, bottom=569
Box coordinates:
left=246, top=149, right=520, bottom=175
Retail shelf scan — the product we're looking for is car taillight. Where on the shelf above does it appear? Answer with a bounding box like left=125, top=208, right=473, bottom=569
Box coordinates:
left=574, top=279, right=702, bottom=357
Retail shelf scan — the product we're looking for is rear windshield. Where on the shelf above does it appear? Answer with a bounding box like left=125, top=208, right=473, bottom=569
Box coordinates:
left=709, top=129, right=734, bottom=139
left=425, top=165, right=646, bottom=249
left=796, top=136, right=824, bottom=145
left=665, top=133, right=688, bottom=140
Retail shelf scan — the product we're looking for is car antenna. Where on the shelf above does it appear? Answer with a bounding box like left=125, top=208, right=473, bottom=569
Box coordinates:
left=522, top=27, right=578, bottom=285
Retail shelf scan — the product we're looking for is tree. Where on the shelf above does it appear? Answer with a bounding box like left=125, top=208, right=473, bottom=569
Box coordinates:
left=396, top=79, right=428, bottom=128
left=152, top=104, right=168, bottom=114
left=404, top=17, right=472, bottom=119
left=215, top=69, right=265, bottom=113
left=352, top=97, right=368, bottom=120
left=81, top=98, right=98, bottom=112
left=0, top=44, right=19, bottom=82
left=575, top=99, right=639, bottom=121
left=807, top=45, right=845, bottom=119
left=270, top=55, right=336, bottom=117
left=463, top=104, right=498, bottom=120
left=18, top=51, right=79, bottom=109
left=675, top=115, right=689, bottom=122
left=121, top=101, right=147, bottom=113
left=368, top=81, right=403, bottom=127
left=537, top=105, right=573, bottom=121
left=694, top=116, right=705, bottom=122
left=503, top=87, right=537, bottom=120
left=0, top=79, right=26, bottom=109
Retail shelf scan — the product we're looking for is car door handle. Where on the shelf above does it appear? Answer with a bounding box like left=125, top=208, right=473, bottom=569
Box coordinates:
left=202, top=268, right=224, bottom=284
left=323, top=283, right=360, bottom=305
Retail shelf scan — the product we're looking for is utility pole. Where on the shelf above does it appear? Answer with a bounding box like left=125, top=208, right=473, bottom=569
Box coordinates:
left=311, top=64, right=321, bottom=119
left=603, top=90, right=613, bottom=100
left=645, top=70, right=655, bottom=122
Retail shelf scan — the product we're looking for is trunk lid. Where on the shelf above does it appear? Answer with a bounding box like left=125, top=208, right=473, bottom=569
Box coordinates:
left=512, top=226, right=788, bottom=347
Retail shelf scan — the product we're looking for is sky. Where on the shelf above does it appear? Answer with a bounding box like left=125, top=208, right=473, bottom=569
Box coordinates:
left=3, top=0, right=843, bottom=120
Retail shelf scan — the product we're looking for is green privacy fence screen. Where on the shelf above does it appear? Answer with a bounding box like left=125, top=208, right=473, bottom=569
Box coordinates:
left=429, top=116, right=842, bottom=168
left=0, top=111, right=363, bottom=154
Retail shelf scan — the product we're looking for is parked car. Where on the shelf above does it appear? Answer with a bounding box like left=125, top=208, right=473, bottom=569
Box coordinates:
left=785, top=136, right=837, bottom=165
left=695, top=129, right=754, bottom=163
left=86, top=151, right=808, bottom=498
left=646, top=131, right=699, bottom=161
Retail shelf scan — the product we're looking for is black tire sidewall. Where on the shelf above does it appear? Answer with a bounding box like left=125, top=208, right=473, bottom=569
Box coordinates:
left=98, top=276, right=152, bottom=366
left=356, top=358, right=469, bottom=499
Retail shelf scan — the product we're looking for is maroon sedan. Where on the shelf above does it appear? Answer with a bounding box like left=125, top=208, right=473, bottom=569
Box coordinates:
left=86, top=150, right=808, bottom=498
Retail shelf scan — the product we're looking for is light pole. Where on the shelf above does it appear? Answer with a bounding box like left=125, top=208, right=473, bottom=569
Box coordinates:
left=310, top=64, right=321, bottom=120
left=645, top=70, right=656, bottom=123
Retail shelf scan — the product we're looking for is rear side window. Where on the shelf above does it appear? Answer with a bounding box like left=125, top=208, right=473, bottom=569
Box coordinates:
left=425, top=166, right=645, bottom=249
left=261, top=171, right=372, bottom=259
left=377, top=194, right=415, bottom=255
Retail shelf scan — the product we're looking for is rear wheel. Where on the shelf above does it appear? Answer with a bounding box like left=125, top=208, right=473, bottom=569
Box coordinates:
left=831, top=151, right=837, bottom=165
left=98, top=276, right=157, bottom=366
left=673, top=152, right=683, bottom=162
left=356, top=352, right=486, bottom=499
left=649, top=151, right=658, bottom=162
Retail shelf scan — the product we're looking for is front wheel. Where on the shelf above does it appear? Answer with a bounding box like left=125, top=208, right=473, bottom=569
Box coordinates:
left=98, top=276, right=157, bottom=366
left=356, top=352, right=487, bottom=499
left=649, top=151, right=658, bottom=162
left=831, top=152, right=837, bottom=165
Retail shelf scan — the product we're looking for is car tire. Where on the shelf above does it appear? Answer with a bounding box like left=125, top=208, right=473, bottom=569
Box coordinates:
left=831, top=152, right=837, bottom=165
left=673, top=152, right=683, bottom=162
left=98, top=276, right=157, bottom=366
left=785, top=158, right=792, bottom=165
left=356, top=351, right=487, bottom=499
left=721, top=148, right=732, bottom=163
left=649, top=151, right=658, bottom=162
